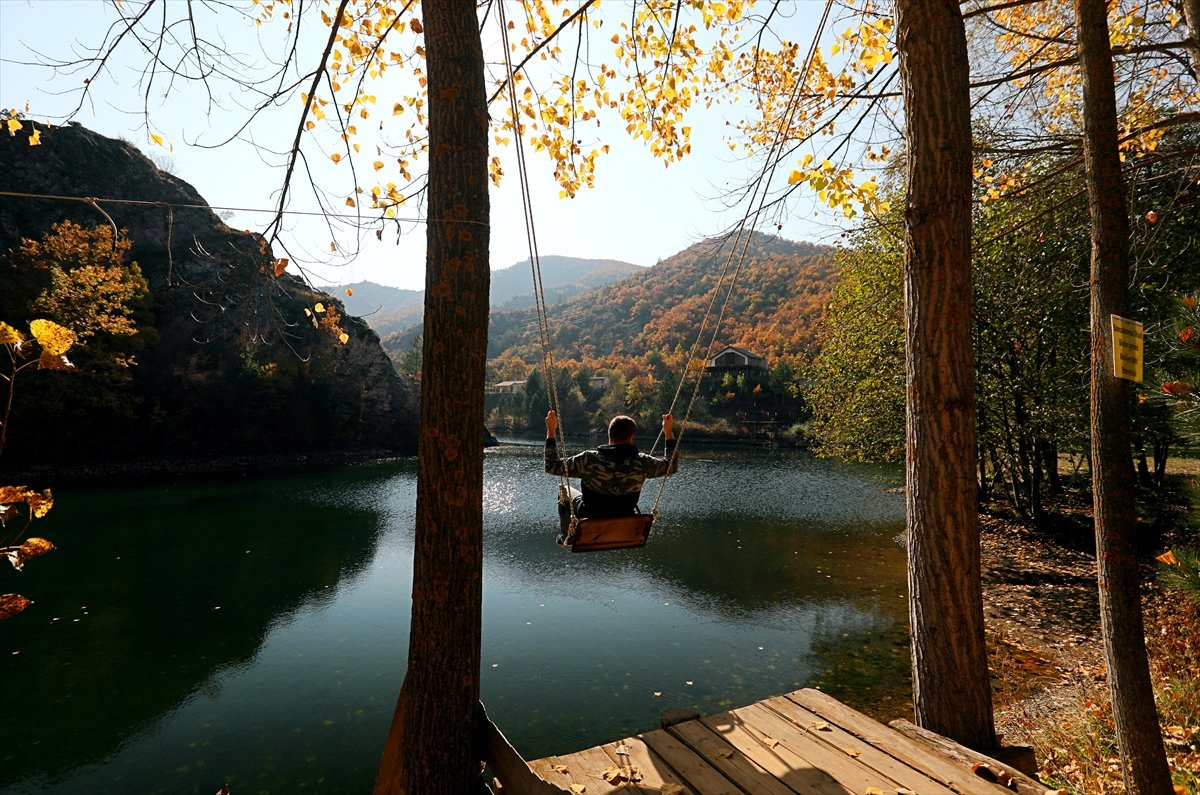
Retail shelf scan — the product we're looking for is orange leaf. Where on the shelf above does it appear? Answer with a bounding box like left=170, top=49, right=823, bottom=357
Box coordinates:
left=345, top=288, right=353, bottom=296
left=19, top=538, right=54, bottom=561
left=345, top=197, right=356, bottom=208
left=1162, top=381, right=1194, bottom=396
left=1157, top=550, right=1178, bottom=565
left=0, top=593, right=32, bottom=620
left=1183, top=296, right=1198, bottom=309
left=409, top=18, right=423, bottom=33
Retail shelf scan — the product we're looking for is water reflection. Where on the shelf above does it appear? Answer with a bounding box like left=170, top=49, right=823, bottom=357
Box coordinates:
left=1, top=445, right=908, bottom=794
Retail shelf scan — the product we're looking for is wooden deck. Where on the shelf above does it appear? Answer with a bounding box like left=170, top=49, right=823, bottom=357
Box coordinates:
left=499, top=688, right=1040, bottom=794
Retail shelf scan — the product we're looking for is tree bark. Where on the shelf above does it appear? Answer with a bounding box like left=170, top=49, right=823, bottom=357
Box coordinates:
left=1074, top=0, right=1173, bottom=791
left=1183, top=0, right=1200, bottom=76
left=894, top=0, right=996, bottom=749
left=375, top=2, right=490, bottom=792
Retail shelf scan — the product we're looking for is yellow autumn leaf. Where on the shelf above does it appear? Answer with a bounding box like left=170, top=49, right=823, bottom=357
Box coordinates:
left=314, top=303, right=326, bottom=313
left=570, top=785, right=585, bottom=795
left=0, top=321, right=24, bottom=345
left=28, top=128, right=41, bottom=146
left=338, top=332, right=349, bottom=345
left=787, top=169, right=804, bottom=185
left=373, top=161, right=384, bottom=171
left=29, top=319, right=75, bottom=356
left=26, top=489, right=53, bottom=518
left=6, top=118, right=22, bottom=136
left=345, top=288, right=353, bottom=296
left=150, top=132, right=165, bottom=147
left=331, top=153, right=342, bottom=163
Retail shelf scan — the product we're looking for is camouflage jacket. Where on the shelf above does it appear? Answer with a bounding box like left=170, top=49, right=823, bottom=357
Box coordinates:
left=545, top=439, right=678, bottom=516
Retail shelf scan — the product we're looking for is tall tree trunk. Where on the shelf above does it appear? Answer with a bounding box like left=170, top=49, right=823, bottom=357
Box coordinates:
left=1183, top=0, right=1200, bottom=76
left=375, top=2, right=490, bottom=792
left=894, top=0, right=996, bottom=749
left=1075, top=0, right=1173, bottom=791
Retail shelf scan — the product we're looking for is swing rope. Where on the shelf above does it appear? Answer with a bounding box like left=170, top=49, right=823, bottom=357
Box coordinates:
left=646, top=0, right=835, bottom=515
left=494, top=0, right=835, bottom=533
left=495, top=1, right=580, bottom=537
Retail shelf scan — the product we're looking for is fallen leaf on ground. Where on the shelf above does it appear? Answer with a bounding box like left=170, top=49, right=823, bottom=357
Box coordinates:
left=762, top=736, right=779, bottom=748
left=602, top=767, right=626, bottom=784
left=551, top=764, right=569, bottom=774
left=659, top=785, right=684, bottom=795
left=570, top=785, right=586, bottom=794
left=810, top=721, right=831, bottom=731
left=613, top=743, right=631, bottom=755
left=842, top=747, right=861, bottom=758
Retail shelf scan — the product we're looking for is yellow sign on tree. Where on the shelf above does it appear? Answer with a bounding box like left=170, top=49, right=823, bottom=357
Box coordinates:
left=1110, top=314, right=1143, bottom=383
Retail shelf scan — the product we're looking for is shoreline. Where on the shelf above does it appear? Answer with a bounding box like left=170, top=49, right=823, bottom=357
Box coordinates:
left=0, top=449, right=414, bottom=489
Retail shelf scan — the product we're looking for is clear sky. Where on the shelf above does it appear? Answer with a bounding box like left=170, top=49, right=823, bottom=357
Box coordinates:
left=1, top=0, right=847, bottom=291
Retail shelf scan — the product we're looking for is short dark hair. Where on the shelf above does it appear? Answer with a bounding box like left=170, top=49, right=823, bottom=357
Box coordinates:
left=608, top=415, right=637, bottom=443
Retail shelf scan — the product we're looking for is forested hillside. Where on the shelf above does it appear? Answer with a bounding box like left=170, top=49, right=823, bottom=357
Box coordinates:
left=488, top=232, right=835, bottom=367
left=481, top=233, right=837, bottom=439
left=0, top=122, right=419, bottom=469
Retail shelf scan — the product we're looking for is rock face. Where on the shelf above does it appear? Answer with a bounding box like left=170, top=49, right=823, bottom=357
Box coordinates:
left=0, top=121, right=418, bottom=466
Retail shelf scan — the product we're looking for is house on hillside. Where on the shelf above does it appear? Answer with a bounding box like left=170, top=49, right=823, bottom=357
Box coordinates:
left=706, top=345, right=768, bottom=376
left=490, top=380, right=527, bottom=394
left=588, top=376, right=610, bottom=390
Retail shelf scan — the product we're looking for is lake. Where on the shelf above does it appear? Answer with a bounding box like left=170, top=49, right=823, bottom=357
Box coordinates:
left=0, top=441, right=908, bottom=794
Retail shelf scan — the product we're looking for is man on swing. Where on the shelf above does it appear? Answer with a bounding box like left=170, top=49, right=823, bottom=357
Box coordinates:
left=545, top=410, right=678, bottom=544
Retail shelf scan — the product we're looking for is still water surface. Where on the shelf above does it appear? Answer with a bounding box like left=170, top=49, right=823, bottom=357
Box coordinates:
left=1, top=441, right=907, bottom=794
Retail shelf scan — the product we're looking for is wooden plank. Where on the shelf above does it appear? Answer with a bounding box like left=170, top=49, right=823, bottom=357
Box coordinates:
left=787, top=689, right=1013, bottom=794
left=529, top=754, right=594, bottom=793
left=759, top=696, right=957, bottom=795
left=666, top=719, right=799, bottom=795
left=888, top=719, right=1047, bottom=795
left=718, top=703, right=892, bottom=794
left=481, top=707, right=571, bottom=794
left=597, top=737, right=692, bottom=793
left=571, top=515, right=653, bottom=553
left=640, top=727, right=746, bottom=794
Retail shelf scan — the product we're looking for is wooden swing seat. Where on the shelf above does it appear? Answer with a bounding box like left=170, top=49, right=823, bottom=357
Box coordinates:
left=566, top=513, right=655, bottom=553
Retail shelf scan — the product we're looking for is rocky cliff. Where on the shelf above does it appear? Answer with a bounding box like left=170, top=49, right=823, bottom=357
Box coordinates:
left=0, top=121, right=418, bottom=468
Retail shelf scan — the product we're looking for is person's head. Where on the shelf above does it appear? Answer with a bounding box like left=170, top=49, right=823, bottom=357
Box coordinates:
left=608, top=415, right=637, bottom=445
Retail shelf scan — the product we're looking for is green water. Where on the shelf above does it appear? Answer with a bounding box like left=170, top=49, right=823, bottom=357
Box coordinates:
left=0, top=442, right=909, bottom=794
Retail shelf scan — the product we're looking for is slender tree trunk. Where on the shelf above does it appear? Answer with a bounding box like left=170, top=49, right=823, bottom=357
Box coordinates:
left=894, top=0, right=996, bottom=749
left=1183, top=0, right=1200, bottom=75
left=1075, top=0, right=1173, bottom=790
left=375, top=2, right=490, bottom=792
